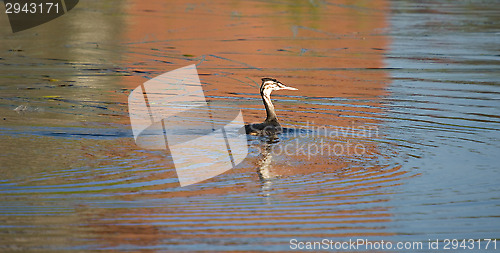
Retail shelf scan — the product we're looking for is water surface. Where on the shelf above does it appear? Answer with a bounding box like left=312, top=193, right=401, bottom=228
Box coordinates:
left=0, top=0, right=499, bottom=251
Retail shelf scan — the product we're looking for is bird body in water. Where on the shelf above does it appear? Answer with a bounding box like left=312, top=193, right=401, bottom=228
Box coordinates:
left=245, top=78, right=298, bottom=135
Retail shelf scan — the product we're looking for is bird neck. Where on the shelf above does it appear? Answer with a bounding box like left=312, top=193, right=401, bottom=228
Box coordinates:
left=261, top=92, right=279, bottom=124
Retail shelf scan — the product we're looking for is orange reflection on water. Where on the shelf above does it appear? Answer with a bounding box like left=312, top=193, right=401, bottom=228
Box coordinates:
left=82, top=0, right=401, bottom=250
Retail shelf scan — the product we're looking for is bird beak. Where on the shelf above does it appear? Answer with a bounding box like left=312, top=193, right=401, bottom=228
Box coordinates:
left=280, top=85, right=298, bottom=91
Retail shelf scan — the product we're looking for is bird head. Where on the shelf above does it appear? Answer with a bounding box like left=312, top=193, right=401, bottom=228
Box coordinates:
left=260, top=77, right=298, bottom=96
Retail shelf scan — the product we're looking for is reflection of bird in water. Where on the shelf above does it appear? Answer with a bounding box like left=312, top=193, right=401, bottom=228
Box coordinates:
left=256, top=138, right=277, bottom=202
left=245, top=78, right=298, bottom=136
left=257, top=139, right=275, bottom=181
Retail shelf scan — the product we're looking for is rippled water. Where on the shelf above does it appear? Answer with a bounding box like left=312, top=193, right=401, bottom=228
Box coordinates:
left=0, top=0, right=499, bottom=251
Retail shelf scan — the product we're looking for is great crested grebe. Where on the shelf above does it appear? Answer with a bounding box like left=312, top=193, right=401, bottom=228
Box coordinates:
left=245, top=78, right=298, bottom=135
